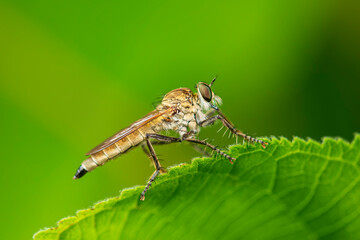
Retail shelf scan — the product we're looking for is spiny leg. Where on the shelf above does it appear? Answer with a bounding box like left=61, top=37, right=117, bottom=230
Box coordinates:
left=199, top=114, right=268, bottom=148
left=141, top=141, right=170, bottom=173
left=181, top=131, right=212, bottom=157
left=140, top=134, right=181, bottom=201
left=140, top=139, right=161, bottom=201
left=184, top=138, right=236, bottom=163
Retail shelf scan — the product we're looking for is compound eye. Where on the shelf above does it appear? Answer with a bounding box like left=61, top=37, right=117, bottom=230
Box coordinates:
left=199, top=83, right=212, bottom=102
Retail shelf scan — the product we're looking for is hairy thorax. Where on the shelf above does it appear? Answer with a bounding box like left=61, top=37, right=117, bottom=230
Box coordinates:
left=156, top=88, right=207, bottom=138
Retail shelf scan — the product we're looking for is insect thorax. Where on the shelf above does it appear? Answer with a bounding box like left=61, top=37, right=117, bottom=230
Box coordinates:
left=157, top=88, right=206, bottom=138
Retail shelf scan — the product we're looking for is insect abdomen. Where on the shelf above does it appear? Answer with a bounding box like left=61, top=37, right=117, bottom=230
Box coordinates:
left=74, top=125, right=155, bottom=179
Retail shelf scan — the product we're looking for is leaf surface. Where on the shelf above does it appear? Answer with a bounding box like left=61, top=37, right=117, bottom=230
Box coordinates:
left=34, top=135, right=360, bottom=240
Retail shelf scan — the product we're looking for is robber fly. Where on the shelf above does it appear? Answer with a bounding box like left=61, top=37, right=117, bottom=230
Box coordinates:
left=73, top=78, right=268, bottom=200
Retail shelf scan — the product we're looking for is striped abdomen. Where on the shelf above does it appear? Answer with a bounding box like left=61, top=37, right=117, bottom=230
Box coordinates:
left=73, top=121, right=158, bottom=179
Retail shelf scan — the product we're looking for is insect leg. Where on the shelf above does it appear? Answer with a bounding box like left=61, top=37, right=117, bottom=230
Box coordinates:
left=140, top=139, right=161, bottom=201
left=199, top=114, right=268, bottom=148
left=141, top=137, right=210, bottom=159
left=141, top=141, right=174, bottom=173
left=184, top=138, right=236, bottom=163
left=146, top=133, right=182, bottom=143
left=199, top=115, right=221, bottom=127
left=140, top=134, right=181, bottom=201
left=140, top=169, right=160, bottom=201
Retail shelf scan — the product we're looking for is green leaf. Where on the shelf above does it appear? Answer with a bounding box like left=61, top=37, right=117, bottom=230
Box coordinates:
left=34, top=135, right=360, bottom=240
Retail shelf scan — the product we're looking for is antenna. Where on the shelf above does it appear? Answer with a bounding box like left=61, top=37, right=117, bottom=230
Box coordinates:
left=209, top=76, right=217, bottom=87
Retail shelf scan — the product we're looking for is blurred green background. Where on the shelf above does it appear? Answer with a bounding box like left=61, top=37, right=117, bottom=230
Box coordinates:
left=0, top=0, right=359, bottom=239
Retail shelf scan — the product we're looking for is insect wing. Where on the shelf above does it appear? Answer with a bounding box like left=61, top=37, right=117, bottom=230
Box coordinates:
left=86, top=109, right=172, bottom=155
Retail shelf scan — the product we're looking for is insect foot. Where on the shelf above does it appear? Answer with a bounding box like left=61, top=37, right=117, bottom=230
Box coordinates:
left=217, top=150, right=236, bottom=164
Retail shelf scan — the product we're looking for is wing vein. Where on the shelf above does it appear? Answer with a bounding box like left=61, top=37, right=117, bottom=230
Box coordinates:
left=86, top=108, right=173, bottom=155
